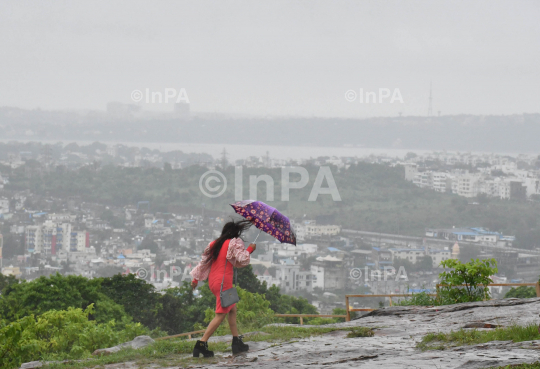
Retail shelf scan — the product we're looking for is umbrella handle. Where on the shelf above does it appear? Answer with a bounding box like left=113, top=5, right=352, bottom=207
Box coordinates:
left=253, top=230, right=262, bottom=243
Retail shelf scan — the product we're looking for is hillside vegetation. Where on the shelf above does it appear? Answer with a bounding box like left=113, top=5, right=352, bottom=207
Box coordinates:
left=4, top=162, right=540, bottom=248
left=0, top=270, right=324, bottom=366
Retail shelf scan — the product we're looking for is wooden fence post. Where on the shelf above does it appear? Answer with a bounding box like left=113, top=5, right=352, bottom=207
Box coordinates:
left=345, top=296, right=350, bottom=322
left=389, top=296, right=393, bottom=306
left=300, top=316, right=304, bottom=325
left=536, top=282, right=540, bottom=298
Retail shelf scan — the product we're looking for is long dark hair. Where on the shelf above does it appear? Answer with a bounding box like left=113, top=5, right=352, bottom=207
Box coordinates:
left=206, top=219, right=252, bottom=261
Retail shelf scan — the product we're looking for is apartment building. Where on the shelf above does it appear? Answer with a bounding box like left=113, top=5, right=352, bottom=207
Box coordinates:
left=0, top=197, right=9, bottom=214
left=390, top=246, right=452, bottom=268
left=452, top=174, right=481, bottom=197
left=70, top=230, right=90, bottom=252
left=310, top=257, right=347, bottom=290
left=25, top=221, right=88, bottom=254
left=295, top=221, right=341, bottom=242
left=432, top=172, right=449, bottom=193
left=269, top=243, right=318, bottom=258
left=275, top=264, right=313, bottom=293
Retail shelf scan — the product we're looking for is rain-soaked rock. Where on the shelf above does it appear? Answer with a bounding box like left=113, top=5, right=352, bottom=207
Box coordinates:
left=193, top=298, right=540, bottom=369
left=355, top=297, right=540, bottom=318
left=20, top=361, right=42, bottom=369
left=92, top=335, right=154, bottom=356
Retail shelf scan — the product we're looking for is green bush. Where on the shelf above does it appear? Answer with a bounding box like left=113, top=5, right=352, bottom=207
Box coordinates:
left=397, top=259, right=499, bottom=307
left=0, top=305, right=147, bottom=368
left=397, top=291, right=438, bottom=306
left=438, top=258, right=498, bottom=304
left=0, top=273, right=128, bottom=324
left=504, top=286, right=537, bottom=299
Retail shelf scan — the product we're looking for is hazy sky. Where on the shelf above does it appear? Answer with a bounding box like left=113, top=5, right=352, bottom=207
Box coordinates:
left=1, top=1, right=539, bottom=117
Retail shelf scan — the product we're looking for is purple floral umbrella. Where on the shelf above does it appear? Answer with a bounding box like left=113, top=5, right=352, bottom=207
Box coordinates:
left=230, top=200, right=296, bottom=245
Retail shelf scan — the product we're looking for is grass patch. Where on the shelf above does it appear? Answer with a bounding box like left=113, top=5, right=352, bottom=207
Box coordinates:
left=495, top=364, right=540, bottom=369
left=44, top=325, right=368, bottom=368
left=346, top=327, right=374, bottom=338
left=417, top=323, right=540, bottom=351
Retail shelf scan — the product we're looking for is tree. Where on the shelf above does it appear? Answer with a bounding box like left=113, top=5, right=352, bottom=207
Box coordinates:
left=504, top=286, right=537, bottom=299
left=99, top=273, right=159, bottom=329
left=438, top=258, right=498, bottom=303
left=155, top=282, right=208, bottom=335
left=236, top=265, right=268, bottom=295
left=418, top=255, right=433, bottom=270
left=0, top=274, right=18, bottom=294
left=0, top=273, right=126, bottom=324
left=405, top=152, right=417, bottom=160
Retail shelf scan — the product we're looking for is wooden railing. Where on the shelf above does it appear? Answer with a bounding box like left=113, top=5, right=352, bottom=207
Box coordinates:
left=155, top=329, right=206, bottom=340
left=345, top=282, right=540, bottom=322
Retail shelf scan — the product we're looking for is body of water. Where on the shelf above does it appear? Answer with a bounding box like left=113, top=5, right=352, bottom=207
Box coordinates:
left=0, top=139, right=522, bottom=161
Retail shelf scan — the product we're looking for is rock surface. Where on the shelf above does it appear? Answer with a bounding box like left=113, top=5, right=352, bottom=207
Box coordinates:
left=91, top=335, right=155, bottom=356
left=207, top=298, right=540, bottom=369
left=20, top=362, right=42, bottom=369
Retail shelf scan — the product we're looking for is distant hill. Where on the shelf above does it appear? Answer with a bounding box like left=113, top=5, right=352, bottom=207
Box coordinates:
left=1, top=107, right=539, bottom=152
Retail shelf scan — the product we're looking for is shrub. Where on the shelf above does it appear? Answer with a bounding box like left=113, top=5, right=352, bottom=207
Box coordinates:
left=0, top=305, right=147, bottom=368
left=504, top=286, right=537, bottom=299
left=397, top=291, right=437, bottom=306
left=438, top=258, right=498, bottom=304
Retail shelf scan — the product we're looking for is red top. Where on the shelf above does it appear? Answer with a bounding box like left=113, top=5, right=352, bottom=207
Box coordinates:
left=193, top=238, right=254, bottom=313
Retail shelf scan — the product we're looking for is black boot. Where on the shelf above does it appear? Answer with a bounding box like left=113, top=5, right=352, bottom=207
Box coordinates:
left=232, top=336, right=249, bottom=355
left=193, top=340, right=214, bottom=358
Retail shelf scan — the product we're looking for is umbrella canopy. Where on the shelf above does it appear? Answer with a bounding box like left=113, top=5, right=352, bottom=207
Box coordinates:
left=230, top=200, right=296, bottom=245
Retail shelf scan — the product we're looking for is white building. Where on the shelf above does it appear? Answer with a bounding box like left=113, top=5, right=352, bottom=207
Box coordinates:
left=412, top=171, right=432, bottom=189
left=432, top=172, right=449, bottom=193
left=452, top=174, right=481, bottom=197
left=276, top=264, right=313, bottom=293
left=403, top=164, right=418, bottom=181
left=295, top=222, right=341, bottom=242
left=427, top=248, right=453, bottom=267
left=269, top=243, right=318, bottom=258
left=310, top=264, right=325, bottom=290
left=0, top=197, right=9, bottom=214
left=390, top=247, right=453, bottom=268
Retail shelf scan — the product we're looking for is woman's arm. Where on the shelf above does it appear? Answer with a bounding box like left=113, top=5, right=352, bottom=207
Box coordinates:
left=227, top=238, right=255, bottom=268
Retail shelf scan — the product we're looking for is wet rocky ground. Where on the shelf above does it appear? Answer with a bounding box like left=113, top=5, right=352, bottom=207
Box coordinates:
left=201, top=298, right=540, bottom=369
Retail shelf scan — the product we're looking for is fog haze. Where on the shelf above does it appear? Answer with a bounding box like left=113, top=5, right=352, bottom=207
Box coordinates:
left=2, top=0, right=539, bottom=117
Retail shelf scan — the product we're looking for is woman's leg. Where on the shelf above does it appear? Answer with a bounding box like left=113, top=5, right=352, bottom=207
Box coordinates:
left=201, top=313, right=227, bottom=342
left=227, top=305, right=239, bottom=337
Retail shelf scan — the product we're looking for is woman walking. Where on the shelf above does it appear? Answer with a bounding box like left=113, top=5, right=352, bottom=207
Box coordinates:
left=190, top=219, right=256, bottom=358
